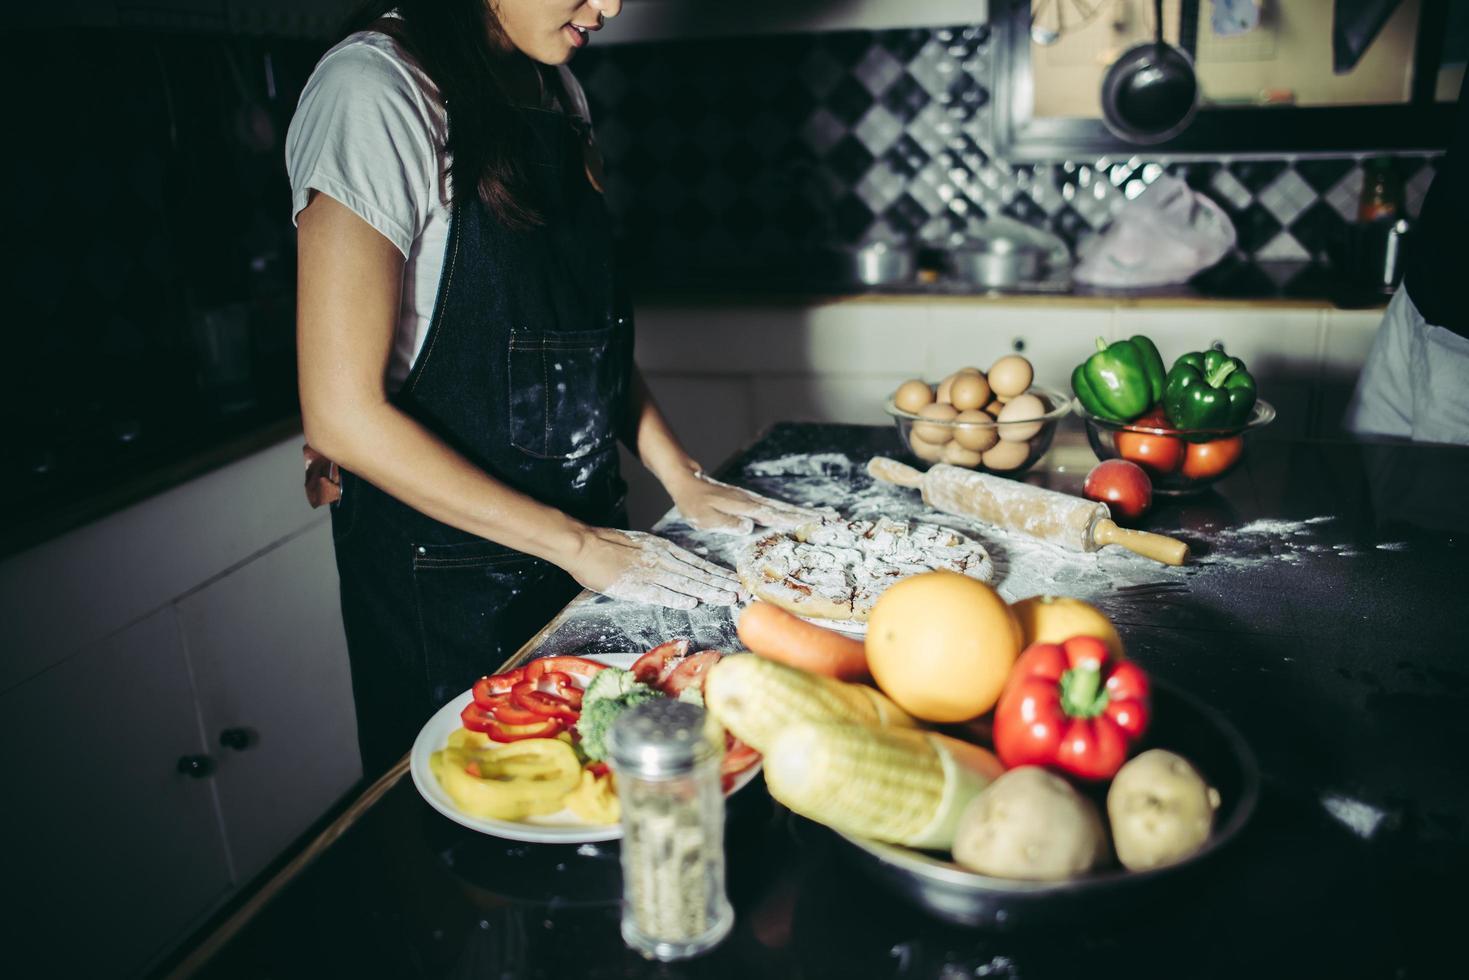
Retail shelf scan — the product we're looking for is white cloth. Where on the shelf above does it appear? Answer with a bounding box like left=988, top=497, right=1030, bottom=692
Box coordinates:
left=1344, top=287, right=1469, bottom=446
left=1073, top=176, right=1236, bottom=288
left=285, top=27, right=591, bottom=390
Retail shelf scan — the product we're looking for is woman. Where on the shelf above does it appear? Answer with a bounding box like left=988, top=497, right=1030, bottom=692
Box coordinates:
left=288, top=0, right=822, bottom=775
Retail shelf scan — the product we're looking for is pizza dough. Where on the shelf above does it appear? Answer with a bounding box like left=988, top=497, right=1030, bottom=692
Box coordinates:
left=737, top=518, right=994, bottom=624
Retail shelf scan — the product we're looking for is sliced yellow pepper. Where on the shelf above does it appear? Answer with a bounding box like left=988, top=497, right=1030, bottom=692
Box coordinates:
left=430, top=737, right=582, bottom=820
left=564, top=769, right=620, bottom=825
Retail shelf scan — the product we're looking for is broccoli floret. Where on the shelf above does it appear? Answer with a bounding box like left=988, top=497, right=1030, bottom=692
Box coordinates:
left=576, top=683, right=660, bottom=761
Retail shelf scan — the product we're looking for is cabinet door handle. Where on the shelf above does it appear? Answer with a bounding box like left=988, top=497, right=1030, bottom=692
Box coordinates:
left=219, top=727, right=257, bottom=751
left=176, top=755, right=216, bottom=778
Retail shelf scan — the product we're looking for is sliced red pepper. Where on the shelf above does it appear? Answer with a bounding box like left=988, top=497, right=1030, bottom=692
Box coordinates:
left=535, top=671, right=584, bottom=708
left=511, top=680, right=580, bottom=722
left=586, top=761, right=610, bottom=778
left=721, top=735, right=761, bottom=778
left=631, top=639, right=691, bottom=685
left=992, top=635, right=1151, bottom=781
left=460, top=701, right=564, bottom=741
left=524, top=656, right=608, bottom=684
left=486, top=694, right=544, bottom=726
left=472, top=668, right=524, bottom=706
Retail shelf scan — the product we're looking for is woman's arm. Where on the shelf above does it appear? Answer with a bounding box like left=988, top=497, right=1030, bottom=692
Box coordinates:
left=297, top=193, right=739, bottom=607
left=297, top=191, right=586, bottom=562
left=624, top=367, right=833, bottom=533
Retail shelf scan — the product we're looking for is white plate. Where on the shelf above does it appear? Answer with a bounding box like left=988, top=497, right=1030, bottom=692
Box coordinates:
left=410, top=652, right=761, bottom=843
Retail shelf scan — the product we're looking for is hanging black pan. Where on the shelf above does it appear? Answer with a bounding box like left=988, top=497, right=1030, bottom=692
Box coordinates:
left=1100, top=0, right=1200, bottom=144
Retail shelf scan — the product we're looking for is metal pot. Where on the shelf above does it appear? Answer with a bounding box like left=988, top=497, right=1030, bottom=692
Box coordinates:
left=947, top=235, right=1047, bottom=289
left=809, top=241, right=918, bottom=287
left=850, top=241, right=918, bottom=285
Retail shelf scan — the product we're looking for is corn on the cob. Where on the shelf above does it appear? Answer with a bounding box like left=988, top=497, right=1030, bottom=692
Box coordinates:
left=703, top=654, right=915, bottom=753
left=762, top=722, right=1001, bottom=849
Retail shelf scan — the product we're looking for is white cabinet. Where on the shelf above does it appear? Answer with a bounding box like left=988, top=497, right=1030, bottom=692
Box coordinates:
left=0, top=608, right=233, bottom=980
left=0, top=434, right=360, bottom=979
left=178, top=520, right=359, bottom=885
left=608, top=1, right=989, bottom=45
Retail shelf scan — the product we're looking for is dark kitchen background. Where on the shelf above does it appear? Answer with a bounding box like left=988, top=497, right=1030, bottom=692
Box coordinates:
left=7, top=0, right=1464, bottom=551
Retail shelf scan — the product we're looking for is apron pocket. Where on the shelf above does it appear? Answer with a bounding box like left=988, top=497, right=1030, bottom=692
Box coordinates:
left=508, top=327, right=622, bottom=460
left=410, top=539, right=579, bottom=708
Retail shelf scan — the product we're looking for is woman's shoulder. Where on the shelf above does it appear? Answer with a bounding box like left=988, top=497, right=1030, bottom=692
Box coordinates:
left=302, top=29, right=445, bottom=125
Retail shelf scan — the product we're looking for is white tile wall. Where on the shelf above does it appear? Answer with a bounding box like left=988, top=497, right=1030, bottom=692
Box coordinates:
left=632, top=298, right=1383, bottom=521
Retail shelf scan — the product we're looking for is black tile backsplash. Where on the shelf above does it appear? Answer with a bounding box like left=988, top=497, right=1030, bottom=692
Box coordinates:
left=576, top=23, right=1442, bottom=284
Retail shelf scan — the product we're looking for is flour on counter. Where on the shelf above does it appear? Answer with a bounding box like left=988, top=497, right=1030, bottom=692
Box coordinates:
left=538, top=451, right=1370, bottom=657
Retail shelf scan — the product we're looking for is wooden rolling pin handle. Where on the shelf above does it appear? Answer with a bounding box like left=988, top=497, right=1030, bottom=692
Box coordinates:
left=867, top=456, right=925, bottom=489
left=1091, top=519, right=1189, bottom=566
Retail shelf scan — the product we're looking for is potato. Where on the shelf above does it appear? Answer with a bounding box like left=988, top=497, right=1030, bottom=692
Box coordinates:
left=951, top=766, right=1106, bottom=880
left=1107, top=749, right=1220, bottom=871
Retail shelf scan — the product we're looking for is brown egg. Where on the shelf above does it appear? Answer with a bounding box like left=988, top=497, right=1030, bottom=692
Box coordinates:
left=982, top=439, right=1031, bottom=471
left=953, top=409, right=1000, bottom=452
left=942, top=441, right=984, bottom=467
left=913, top=402, right=959, bottom=444
left=948, top=373, right=992, bottom=412
left=936, top=367, right=982, bottom=404
left=996, top=393, right=1046, bottom=442
left=909, top=432, right=947, bottom=462
left=987, top=355, right=1035, bottom=399
left=894, top=378, right=936, bottom=414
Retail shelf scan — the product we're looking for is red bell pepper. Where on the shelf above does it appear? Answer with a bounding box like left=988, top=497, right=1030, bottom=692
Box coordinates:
left=992, top=635, right=1151, bottom=781
left=459, top=702, right=565, bottom=742
left=472, top=669, right=524, bottom=707
left=523, top=655, right=608, bottom=683
left=511, top=680, right=580, bottom=722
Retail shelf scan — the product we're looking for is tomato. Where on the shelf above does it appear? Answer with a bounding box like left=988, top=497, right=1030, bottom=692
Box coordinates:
left=524, top=656, right=607, bottom=684
left=1114, top=408, right=1183, bottom=476
left=631, top=639, right=691, bottom=685
left=722, top=736, right=761, bottom=777
left=1083, top=459, right=1152, bottom=520
left=1181, top=435, right=1245, bottom=480
left=659, top=651, right=721, bottom=697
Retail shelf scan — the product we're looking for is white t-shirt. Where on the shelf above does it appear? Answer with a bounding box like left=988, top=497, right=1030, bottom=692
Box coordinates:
left=285, top=27, right=592, bottom=390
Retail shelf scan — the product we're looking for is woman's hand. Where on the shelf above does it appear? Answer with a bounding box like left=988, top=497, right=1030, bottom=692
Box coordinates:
left=667, top=470, right=836, bottom=534
left=567, top=528, right=745, bottom=610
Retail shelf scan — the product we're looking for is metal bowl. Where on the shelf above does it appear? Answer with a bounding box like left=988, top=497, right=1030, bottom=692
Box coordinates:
left=829, top=678, right=1259, bottom=928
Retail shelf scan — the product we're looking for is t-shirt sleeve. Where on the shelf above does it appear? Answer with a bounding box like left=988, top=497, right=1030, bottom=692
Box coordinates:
left=285, top=42, right=438, bottom=258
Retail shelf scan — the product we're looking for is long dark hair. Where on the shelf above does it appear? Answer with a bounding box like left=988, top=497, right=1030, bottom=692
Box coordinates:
left=347, top=0, right=541, bottom=228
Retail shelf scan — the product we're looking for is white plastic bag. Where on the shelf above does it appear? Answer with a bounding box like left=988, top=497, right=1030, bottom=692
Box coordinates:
left=1073, top=176, right=1237, bottom=288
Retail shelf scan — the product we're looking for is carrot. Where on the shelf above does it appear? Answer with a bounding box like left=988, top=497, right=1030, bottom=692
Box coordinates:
left=736, top=602, right=870, bottom=681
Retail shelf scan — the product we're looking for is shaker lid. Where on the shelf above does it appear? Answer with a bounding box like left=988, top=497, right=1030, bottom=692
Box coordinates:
left=607, top=699, right=718, bottom=777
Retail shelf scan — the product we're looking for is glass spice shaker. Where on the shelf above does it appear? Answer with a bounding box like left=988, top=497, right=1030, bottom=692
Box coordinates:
left=606, top=699, right=733, bottom=961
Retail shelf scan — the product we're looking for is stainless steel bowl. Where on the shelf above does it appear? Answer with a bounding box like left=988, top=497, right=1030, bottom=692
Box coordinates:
left=851, top=242, right=918, bottom=285
left=947, top=236, right=1047, bottom=288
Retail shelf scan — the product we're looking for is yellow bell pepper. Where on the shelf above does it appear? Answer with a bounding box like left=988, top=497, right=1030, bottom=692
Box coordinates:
left=430, top=737, right=583, bottom=820
left=564, top=769, right=620, bottom=825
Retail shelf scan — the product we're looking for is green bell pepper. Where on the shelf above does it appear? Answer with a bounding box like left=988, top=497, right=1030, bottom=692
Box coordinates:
left=1162, top=349, right=1257, bottom=429
left=1071, top=335, right=1167, bottom=422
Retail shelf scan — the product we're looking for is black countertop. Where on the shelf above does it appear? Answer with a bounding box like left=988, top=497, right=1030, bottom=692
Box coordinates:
left=163, top=422, right=1468, bottom=980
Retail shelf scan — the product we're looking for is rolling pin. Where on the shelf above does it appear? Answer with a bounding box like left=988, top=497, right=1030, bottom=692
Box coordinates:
left=868, top=457, right=1188, bottom=566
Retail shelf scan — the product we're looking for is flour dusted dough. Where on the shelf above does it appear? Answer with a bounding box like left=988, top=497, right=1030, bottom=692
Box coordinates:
left=737, top=518, right=994, bottom=623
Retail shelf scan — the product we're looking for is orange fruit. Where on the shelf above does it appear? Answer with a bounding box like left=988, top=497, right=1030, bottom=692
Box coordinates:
left=1009, top=595, right=1125, bottom=661
left=865, top=571, right=1022, bottom=722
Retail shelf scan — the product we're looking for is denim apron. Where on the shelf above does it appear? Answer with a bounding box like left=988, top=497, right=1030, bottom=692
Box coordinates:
left=329, top=102, right=632, bottom=776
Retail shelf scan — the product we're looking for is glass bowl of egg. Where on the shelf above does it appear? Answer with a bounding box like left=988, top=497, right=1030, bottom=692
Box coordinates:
left=885, top=357, right=1072, bottom=474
